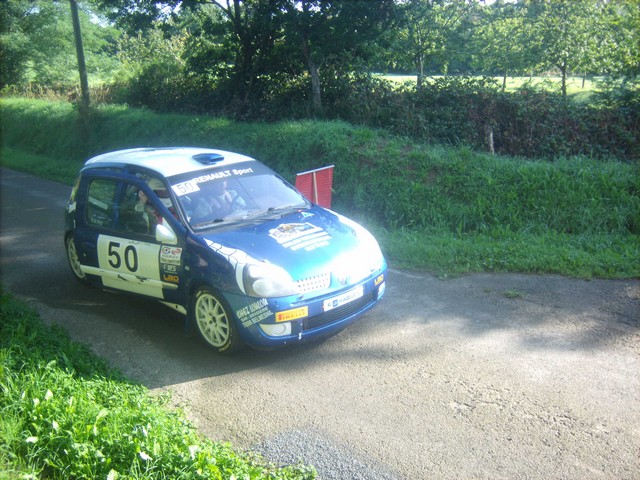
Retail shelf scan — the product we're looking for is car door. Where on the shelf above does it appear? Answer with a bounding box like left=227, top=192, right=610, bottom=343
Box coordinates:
left=73, top=171, right=182, bottom=301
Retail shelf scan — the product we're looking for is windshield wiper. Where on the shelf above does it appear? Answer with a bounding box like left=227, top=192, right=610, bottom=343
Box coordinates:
left=192, top=204, right=309, bottom=229
left=236, top=206, right=300, bottom=220
left=267, top=203, right=310, bottom=216
left=192, top=218, right=225, bottom=229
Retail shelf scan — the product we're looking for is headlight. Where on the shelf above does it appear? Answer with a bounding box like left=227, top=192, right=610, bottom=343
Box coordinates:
left=243, top=262, right=298, bottom=298
left=336, top=216, right=385, bottom=280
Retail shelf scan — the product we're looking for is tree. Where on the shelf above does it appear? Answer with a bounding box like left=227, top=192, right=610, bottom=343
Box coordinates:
left=394, top=0, right=476, bottom=88
left=0, top=1, right=75, bottom=86
left=0, top=0, right=119, bottom=88
left=99, top=0, right=287, bottom=109
left=525, top=0, right=603, bottom=97
left=595, top=0, right=640, bottom=79
left=97, top=0, right=395, bottom=113
left=0, top=1, right=29, bottom=87
left=282, top=0, right=396, bottom=113
left=472, top=1, right=528, bottom=90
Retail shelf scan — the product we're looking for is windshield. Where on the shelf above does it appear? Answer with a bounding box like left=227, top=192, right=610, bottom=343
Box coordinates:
left=169, top=163, right=309, bottom=230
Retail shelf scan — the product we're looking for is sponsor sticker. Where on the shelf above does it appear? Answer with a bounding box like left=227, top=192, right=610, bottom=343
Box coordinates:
left=323, top=285, right=364, bottom=312
left=237, top=298, right=273, bottom=328
left=276, top=306, right=308, bottom=323
left=162, top=263, right=178, bottom=273
left=269, top=223, right=331, bottom=252
left=172, top=180, right=200, bottom=196
left=162, top=273, right=179, bottom=283
left=172, top=168, right=255, bottom=196
left=160, top=246, right=182, bottom=265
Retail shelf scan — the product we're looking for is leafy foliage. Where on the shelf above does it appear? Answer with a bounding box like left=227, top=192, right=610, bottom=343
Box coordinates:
left=0, top=0, right=120, bottom=88
left=1, top=1, right=638, bottom=160
left=392, top=0, right=476, bottom=84
left=320, top=75, right=640, bottom=161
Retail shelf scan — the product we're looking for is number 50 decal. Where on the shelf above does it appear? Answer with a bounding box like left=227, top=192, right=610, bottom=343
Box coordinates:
left=97, top=234, right=161, bottom=281
left=108, top=241, right=138, bottom=272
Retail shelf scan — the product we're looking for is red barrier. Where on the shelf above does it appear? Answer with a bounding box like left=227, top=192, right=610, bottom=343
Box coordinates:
left=295, top=165, right=334, bottom=208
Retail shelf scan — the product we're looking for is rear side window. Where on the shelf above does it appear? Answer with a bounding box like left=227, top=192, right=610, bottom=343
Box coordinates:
left=86, top=179, right=117, bottom=228
left=85, top=177, right=166, bottom=236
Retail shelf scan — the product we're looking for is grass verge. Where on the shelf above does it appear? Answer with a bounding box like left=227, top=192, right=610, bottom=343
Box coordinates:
left=0, top=291, right=315, bottom=479
left=379, top=227, right=640, bottom=279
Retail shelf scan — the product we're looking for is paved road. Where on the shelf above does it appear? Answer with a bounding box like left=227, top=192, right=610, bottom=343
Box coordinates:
left=1, top=168, right=639, bottom=479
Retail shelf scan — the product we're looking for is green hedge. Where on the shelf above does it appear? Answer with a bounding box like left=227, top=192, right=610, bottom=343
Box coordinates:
left=110, top=67, right=639, bottom=161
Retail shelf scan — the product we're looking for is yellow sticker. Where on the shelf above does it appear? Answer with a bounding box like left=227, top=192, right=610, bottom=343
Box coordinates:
left=276, top=306, right=309, bottom=323
left=375, top=274, right=384, bottom=286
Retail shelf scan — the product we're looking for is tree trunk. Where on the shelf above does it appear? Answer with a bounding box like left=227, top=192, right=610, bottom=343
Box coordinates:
left=299, top=0, right=322, bottom=114
left=69, top=0, right=90, bottom=110
left=300, top=29, right=322, bottom=115
left=560, top=59, right=567, bottom=97
left=309, top=59, right=322, bottom=114
left=416, top=54, right=425, bottom=89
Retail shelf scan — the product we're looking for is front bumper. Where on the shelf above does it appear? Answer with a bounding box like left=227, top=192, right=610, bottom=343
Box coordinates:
left=224, top=270, right=386, bottom=349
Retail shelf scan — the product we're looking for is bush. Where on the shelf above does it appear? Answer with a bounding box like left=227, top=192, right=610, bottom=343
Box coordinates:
left=357, top=76, right=640, bottom=161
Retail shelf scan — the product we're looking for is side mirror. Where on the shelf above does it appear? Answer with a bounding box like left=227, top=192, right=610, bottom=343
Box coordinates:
left=155, top=223, right=178, bottom=245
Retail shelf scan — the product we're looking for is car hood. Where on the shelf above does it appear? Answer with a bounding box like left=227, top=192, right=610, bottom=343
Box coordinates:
left=199, top=206, right=383, bottom=282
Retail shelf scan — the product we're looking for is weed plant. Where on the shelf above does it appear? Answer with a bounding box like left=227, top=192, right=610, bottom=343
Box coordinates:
left=0, top=291, right=315, bottom=479
left=1, top=98, right=638, bottom=278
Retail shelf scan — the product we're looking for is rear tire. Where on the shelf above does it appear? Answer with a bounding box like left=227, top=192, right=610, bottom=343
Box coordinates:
left=190, top=286, right=242, bottom=354
left=65, top=235, right=89, bottom=284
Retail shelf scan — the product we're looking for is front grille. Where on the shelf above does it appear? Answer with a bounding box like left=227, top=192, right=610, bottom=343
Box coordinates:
left=302, top=291, right=376, bottom=332
left=296, top=272, right=331, bottom=294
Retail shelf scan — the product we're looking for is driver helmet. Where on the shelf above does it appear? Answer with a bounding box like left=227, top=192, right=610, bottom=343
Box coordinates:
left=148, top=177, right=172, bottom=208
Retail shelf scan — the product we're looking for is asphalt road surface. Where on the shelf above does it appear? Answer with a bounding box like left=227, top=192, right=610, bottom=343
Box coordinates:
left=1, top=167, right=639, bottom=479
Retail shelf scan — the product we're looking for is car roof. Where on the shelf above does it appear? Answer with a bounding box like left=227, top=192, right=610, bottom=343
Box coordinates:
left=84, top=147, right=256, bottom=178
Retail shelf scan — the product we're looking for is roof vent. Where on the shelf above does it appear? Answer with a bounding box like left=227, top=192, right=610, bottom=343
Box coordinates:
left=193, top=153, right=224, bottom=165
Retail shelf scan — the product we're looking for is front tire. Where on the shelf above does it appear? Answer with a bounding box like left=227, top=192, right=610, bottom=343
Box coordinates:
left=65, top=235, right=89, bottom=284
left=190, top=286, right=242, bottom=354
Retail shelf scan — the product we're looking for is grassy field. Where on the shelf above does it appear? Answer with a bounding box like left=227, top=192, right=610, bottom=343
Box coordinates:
left=381, top=74, right=603, bottom=100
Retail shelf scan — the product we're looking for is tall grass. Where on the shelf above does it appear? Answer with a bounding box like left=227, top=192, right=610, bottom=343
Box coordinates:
left=1, top=97, right=638, bottom=278
left=0, top=291, right=315, bottom=479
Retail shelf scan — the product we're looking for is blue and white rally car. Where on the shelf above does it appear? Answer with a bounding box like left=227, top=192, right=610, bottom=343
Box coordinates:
left=65, top=147, right=386, bottom=353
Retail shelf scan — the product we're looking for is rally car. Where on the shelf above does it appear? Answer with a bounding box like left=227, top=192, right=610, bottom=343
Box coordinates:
left=64, top=147, right=386, bottom=353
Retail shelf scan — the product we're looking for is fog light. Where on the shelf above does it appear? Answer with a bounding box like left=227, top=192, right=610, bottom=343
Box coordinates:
left=377, top=281, right=386, bottom=300
left=259, top=322, right=292, bottom=337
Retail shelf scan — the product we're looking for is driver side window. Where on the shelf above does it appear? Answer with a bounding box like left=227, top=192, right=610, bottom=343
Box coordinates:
left=86, top=178, right=155, bottom=236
